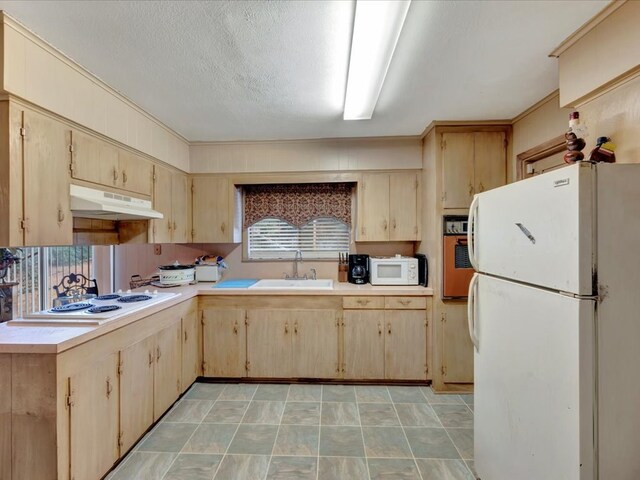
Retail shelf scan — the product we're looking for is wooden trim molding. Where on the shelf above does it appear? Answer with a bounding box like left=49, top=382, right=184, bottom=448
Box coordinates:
left=516, top=134, right=565, bottom=180
left=548, top=0, right=627, bottom=57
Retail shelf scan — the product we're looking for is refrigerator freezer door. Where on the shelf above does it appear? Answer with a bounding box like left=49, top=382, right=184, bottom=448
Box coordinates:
left=474, top=274, right=595, bottom=480
left=472, top=163, right=594, bottom=295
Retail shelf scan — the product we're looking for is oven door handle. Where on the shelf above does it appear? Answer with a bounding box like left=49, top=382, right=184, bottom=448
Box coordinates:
left=467, top=272, right=479, bottom=351
left=468, top=194, right=479, bottom=271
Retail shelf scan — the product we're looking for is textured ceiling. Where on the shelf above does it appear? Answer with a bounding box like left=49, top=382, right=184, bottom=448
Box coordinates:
left=0, top=0, right=608, bottom=141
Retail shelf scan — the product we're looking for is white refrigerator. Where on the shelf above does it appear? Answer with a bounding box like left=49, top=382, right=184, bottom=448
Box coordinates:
left=468, top=162, right=640, bottom=480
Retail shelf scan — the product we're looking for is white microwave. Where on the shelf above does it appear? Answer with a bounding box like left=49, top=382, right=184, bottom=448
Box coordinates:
left=369, top=256, right=419, bottom=285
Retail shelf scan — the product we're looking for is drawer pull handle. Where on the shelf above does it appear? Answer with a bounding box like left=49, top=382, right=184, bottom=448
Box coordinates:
left=122, top=171, right=128, bottom=185
left=184, top=330, right=188, bottom=342
left=285, top=322, right=289, bottom=334
left=378, top=323, right=382, bottom=336
left=357, top=299, right=370, bottom=306
left=148, top=351, right=154, bottom=366
left=399, top=299, right=410, bottom=306
left=113, top=167, right=119, bottom=182
left=233, top=321, right=238, bottom=334
left=57, top=207, right=65, bottom=223
left=156, top=346, right=161, bottom=361
left=106, top=377, right=113, bottom=398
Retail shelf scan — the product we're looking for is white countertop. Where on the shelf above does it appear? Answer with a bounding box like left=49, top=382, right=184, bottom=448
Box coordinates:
left=0, top=282, right=432, bottom=354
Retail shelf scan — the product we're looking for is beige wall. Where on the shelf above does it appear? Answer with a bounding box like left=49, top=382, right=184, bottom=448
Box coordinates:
left=1, top=14, right=190, bottom=171
left=512, top=76, right=640, bottom=180
left=190, top=137, right=422, bottom=174
left=114, top=241, right=415, bottom=290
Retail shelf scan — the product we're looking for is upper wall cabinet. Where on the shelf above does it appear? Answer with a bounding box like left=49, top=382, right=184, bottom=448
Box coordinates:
left=0, top=101, right=73, bottom=247
left=191, top=176, right=240, bottom=243
left=152, top=165, right=189, bottom=243
left=70, top=130, right=153, bottom=197
left=356, top=172, right=421, bottom=242
left=441, top=131, right=507, bottom=209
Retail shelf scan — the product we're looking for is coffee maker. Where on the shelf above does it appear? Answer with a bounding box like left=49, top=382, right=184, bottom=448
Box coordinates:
left=348, top=254, right=369, bottom=284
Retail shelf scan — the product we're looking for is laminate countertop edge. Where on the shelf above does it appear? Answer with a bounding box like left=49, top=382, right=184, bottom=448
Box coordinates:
left=0, top=283, right=433, bottom=354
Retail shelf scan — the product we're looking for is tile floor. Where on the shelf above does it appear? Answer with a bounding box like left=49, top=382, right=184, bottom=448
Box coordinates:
left=106, top=383, right=476, bottom=480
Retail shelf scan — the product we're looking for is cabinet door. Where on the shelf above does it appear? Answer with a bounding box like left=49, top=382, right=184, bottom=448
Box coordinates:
left=154, top=321, right=182, bottom=420
left=203, top=308, right=246, bottom=378
left=246, top=310, right=292, bottom=378
left=474, top=131, right=506, bottom=194
left=69, top=352, right=119, bottom=480
left=385, top=310, right=427, bottom=380
left=357, top=173, right=390, bottom=241
left=441, top=304, right=474, bottom=383
left=182, top=304, right=201, bottom=391
left=442, top=132, right=475, bottom=209
left=292, top=310, right=340, bottom=378
left=119, top=150, right=153, bottom=196
left=120, top=335, right=155, bottom=453
left=171, top=171, right=189, bottom=243
left=343, top=310, right=385, bottom=379
left=71, top=130, right=120, bottom=188
left=191, top=177, right=231, bottom=243
left=152, top=165, right=173, bottom=243
left=389, top=172, right=419, bottom=241
left=22, top=109, right=73, bottom=246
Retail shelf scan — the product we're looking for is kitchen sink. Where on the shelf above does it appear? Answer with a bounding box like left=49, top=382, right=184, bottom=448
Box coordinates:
left=249, top=279, right=334, bottom=290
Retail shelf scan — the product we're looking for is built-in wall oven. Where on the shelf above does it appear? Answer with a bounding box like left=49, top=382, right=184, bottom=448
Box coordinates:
left=443, top=216, right=474, bottom=298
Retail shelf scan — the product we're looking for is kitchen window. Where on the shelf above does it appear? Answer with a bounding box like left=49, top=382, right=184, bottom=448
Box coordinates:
left=3, top=245, right=104, bottom=316
left=243, top=183, right=353, bottom=260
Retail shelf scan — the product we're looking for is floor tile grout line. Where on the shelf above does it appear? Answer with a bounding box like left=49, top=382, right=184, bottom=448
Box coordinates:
left=211, top=383, right=258, bottom=480
left=264, top=384, right=290, bottom=479
left=390, top=392, right=426, bottom=480
left=155, top=386, right=216, bottom=480
left=426, top=385, right=473, bottom=476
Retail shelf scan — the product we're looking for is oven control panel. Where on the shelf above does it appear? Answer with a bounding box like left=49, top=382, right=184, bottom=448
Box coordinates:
left=443, top=216, right=468, bottom=235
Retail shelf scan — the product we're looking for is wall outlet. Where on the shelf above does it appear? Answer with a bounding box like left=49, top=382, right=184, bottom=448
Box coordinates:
left=154, top=244, right=162, bottom=255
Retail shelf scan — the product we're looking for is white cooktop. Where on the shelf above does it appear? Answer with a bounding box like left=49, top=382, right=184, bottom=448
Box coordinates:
left=9, top=291, right=180, bottom=326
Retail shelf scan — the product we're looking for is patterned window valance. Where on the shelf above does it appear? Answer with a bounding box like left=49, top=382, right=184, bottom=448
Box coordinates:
left=243, top=183, right=353, bottom=229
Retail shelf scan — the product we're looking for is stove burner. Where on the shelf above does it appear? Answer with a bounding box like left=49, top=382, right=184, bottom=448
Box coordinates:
left=117, top=295, right=152, bottom=303
left=50, top=302, right=92, bottom=313
left=86, top=305, right=122, bottom=314
left=94, top=294, right=122, bottom=301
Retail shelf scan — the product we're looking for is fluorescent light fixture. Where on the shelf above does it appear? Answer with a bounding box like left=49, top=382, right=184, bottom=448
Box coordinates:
left=343, top=0, right=411, bottom=120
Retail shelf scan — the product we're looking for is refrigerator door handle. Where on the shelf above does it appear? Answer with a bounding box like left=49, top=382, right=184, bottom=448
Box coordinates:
left=467, top=273, right=479, bottom=351
left=468, top=194, right=479, bottom=271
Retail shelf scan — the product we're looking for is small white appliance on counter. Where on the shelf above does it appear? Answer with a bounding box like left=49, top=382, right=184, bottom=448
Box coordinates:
left=369, top=255, right=418, bottom=285
left=468, top=162, right=640, bottom=480
left=195, top=264, right=220, bottom=282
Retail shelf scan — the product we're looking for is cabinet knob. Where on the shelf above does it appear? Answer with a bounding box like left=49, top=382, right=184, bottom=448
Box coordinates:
left=479, top=182, right=485, bottom=192
left=294, top=322, right=298, bottom=334
left=233, top=321, right=238, bottom=334
left=184, top=330, right=188, bottom=342
left=383, top=220, right=388, bottom=231
left=173, top=221, right=177, bottom=231
left=57, top=207, right=65, bottom=224
left=148, top=351, right=154, bottom=366
left=156, top=346, right=161, bottom=361
left=468, top=183, right=474, bottom=195
left=392, top=218, right=397, bottom=230
left=378, top=323, right=382, bottom=336
left=387, top=323, right=392, bottom=335
left=221, top=222, right=226, bottom=233
left=285, top=322, right=289, bottom=334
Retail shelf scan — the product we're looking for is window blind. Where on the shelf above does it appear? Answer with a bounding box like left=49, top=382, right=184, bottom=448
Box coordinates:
left=248, top=217, right=350, bottom=260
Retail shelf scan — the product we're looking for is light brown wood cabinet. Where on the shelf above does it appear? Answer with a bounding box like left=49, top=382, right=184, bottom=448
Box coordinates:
left=119, top=335, right=155, bottom=453
left=440, top=303, right=474, bottom=383
left=245, top=309, right=340, bottom=379
left=154, top=321, right=182, bottom=421
left=357, top=172, right=420, bottom=241
left=68, top=352, right=120, bottom=480
left=181, top=300, right=201, bottom=391
left=343, top=296, right=429, bottom=380
left=152, top=165, right=189, bottom=243
left=1, top=105, right=75, bottom=247
left=70, top=130, right=153, bottom=197
left=203, top=308, right=247, bottom=378
left=191, top=176, right=240, bottom=243
left=441, top=131, right=507, bottom=209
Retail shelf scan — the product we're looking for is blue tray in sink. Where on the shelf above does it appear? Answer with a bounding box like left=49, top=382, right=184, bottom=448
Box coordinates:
left=213, top=279, right=259, bottom=289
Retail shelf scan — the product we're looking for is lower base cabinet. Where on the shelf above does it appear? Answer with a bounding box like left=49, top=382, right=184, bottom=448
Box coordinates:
left=203, top=308, right=247, bottom=377
left=119, top=335, right=155, bottom=453
left=153, top=321, right=182, bottom=421
left=343, top=297, right=429, bottom=381
left=440, top=302, right=474, bottom=384
left=181, top=301, right=201, bottom=391
left=69, top=352, right=119, bottom=480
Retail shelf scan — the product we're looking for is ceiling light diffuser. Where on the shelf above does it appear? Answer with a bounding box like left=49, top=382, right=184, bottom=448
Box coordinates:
left=343, top=0, right=411, bottom=120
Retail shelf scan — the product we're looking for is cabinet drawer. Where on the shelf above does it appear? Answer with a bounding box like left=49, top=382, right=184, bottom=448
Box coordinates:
left=384, top=297, right=426, bottom=310
left=343, top=296, right=385, bottom=309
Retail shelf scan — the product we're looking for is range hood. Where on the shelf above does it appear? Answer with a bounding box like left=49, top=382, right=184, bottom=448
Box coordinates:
left=70, top=184, right=163, bottom=221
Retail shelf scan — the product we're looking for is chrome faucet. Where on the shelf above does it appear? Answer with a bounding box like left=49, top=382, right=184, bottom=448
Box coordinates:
left=293, top=250, right=302, bottom=279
